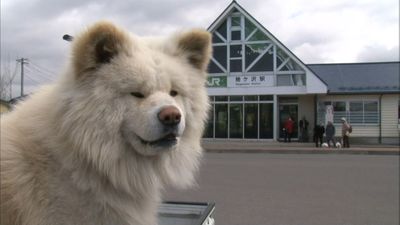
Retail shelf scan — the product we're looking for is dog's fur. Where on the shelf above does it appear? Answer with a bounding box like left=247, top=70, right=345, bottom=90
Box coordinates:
left=0, top=21, right=211, bottom=225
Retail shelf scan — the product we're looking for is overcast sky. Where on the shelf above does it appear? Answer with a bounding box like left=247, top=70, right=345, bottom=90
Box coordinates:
left=1, top=0, right=399, bottom=98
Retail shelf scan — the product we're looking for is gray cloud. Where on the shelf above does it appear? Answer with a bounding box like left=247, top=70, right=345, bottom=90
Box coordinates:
left=1, top=0, right=399, bottom=98
left=357, top=45, right=400, bottom=62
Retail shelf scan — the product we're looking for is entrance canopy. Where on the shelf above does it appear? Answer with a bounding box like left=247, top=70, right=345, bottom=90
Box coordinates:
left=206, top=1, right=327, bottom=95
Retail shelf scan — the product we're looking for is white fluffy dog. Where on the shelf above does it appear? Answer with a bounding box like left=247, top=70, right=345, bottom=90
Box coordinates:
left=1, top=21, right=211, bottom=225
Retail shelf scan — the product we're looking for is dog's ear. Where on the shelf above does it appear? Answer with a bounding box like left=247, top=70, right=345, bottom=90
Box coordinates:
left=72, top=21, right=132, bottom=76
left=175, top=29, right=212, bottom=72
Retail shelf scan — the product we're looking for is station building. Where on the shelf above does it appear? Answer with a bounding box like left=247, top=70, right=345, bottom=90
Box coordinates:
left=204, top=1, right=400, bottom=144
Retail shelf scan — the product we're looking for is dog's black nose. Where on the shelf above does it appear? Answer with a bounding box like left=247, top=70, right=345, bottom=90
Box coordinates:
left=158, top=106, right=181, bottom=126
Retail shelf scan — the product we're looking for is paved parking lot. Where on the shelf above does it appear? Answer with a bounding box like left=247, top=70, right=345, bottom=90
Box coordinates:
left=165, top=153, right=399, bottom=225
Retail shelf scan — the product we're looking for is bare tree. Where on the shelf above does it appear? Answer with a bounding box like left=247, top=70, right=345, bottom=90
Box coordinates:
left=0, top=58, right=17, bottom=100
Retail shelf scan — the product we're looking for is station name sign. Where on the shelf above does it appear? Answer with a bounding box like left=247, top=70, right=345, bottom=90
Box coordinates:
left=207, top=75, right=274, bottom=88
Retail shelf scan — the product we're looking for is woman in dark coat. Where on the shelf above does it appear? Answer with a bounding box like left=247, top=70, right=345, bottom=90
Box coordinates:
left=325, top=121, right=336, bottom=147
left=314, top=122, right=325, bottom=147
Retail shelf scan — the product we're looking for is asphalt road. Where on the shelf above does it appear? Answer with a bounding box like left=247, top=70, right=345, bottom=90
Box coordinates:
left=164, top=153, right=399, bottom=225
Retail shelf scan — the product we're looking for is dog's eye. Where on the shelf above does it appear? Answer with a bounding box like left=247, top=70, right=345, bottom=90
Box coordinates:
left=170, top=90, right=178, bottom=97
left=130, top=92, right=145, bottom=98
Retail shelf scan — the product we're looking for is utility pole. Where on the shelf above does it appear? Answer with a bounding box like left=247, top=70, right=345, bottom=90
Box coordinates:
left=16, top=58, right=28, bottom=97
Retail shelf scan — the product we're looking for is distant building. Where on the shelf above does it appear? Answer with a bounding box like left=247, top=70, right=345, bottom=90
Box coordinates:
left=203, top=1, right=400, bottom=144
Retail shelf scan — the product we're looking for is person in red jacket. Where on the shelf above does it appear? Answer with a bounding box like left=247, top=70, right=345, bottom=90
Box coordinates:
left=284, top=116, right=294, bottom=142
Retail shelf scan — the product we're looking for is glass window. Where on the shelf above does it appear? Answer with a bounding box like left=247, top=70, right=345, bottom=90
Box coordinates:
left=245, top=18, right=257, bottom=39
left=364, top=101, right=378, bottom=111
left=244, top=95, right=258, bottom=101
left=212, top=33, right=224, bottom=43
left=209, top=96, right=214, bottom=102
left=292, top=74, right=306, bottom=86
left=231, top=16, right=241, bottom=27
left=244, top=103, right=258, bottom=139
left=208, top=60, right=224, bottom=74
left=215, top=96, right=228, bottom=102
left=260, top=95, right=273, bottom=101
left=277, top=75, right=292, bottom=86
left=230, top=59, right=242, bottom=72
left=349, top=102, right=363, bottom=124
left=280, top=59, right=298, bottom=71
left=230, top=45, right=242, bottom=58
left=260, top=103, right=273, bottom=139
left=248, top=51, right=273, bottom=72
left=364, top=101, right=378, bottom=124
left=215, top=104, right=228, bottom=138
left=204, top=104, right=214, bottom=138
left=333, top=102, right=346, bottom=112
left=245, top=44, right=268, bottom=69
left=231, top=30, right=241, bottom=41
left=333, top=101, right=346, bottom=123
left=216, top=21, right=227, bottom=39
left=229, top=96, right=243, bottom=101
left=229, top=104, right=243, bottom=138
left=248, top=30, right=269, bottom=41
left=213, top=46, right=227, bottom=69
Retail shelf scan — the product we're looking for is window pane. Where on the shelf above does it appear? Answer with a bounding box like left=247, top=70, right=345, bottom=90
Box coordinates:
left=245, top=18, right=257, bottom=38
left=245, top=44, right=268, bottom=69
left=364, top=101, right=378, bottom=112
left=216, top=21, right=227, bottom=39
left=215, top=96, right=228, bottom=101
left=333, top=102, right=346, bottom=123
left=231, top=16, right=241, bottom=27
left=231, top=30, right=241, bottom=41
left=230, top=59, right=242, bottom=72
left=248, top=30, right=268, bottom=41
left=229, top=104, right=243, bottom=138
left=260, top=95, right=273, bottom=101
left=244, top=103, right=258, bottom=138
left=204, top=104, right=214, bottom=138
left=215, top=104, right=228, bottom=138
left=213, top=46, right=227, bottom=69
left=333, top=102, right=346, bottom=111
left=350, top=102, right=363, bottom=112
left=248, top=51, right=273, bottom=72
left=277, top=75, right=292, bottom=86
left=208, top=60, right=224, bottom=74
left=230, top=45, right=242, bottom=58
left=212, top=33, right=224, bottom=43
left=292, top=74, right=306, bottom=86
left=260, top=103, right=273, bottom=138
left=229, top=96, right=243, bottom=101
left=364, top=101, right=378, bottom=124
left=244, top=95, right=258, bottom=101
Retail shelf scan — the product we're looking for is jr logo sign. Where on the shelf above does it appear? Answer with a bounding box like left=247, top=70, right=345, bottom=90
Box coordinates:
left=207, top=76, right=227, bottom=88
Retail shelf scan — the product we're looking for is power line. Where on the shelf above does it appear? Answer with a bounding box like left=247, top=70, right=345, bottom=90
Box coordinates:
left=25, top=64, right=54, bottom=82
left=28, top=61, right=56, bottom=76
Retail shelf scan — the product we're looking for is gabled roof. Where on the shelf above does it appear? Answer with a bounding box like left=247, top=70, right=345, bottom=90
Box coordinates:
left=207, top=0, right=327, bottom=94
left=308, top=62, right=400, bottom=94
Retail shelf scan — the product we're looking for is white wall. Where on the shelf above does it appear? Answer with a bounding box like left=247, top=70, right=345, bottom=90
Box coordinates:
left=318, top=94, right=378, bottom=137
left=318, top=94, right=399, bottom=139
left=381, top=94, right=400, bottom=137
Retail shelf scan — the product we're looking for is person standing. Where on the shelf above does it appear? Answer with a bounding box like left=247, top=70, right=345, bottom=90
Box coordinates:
left=325, top=121, right=336, bottom=147
left=341, top=117, right=351, bottom=148
left=299, top=116, right=309, bottom=142
left=313, top=122, right=325, bottom=147
left=284, top=116, right=294, bottom=142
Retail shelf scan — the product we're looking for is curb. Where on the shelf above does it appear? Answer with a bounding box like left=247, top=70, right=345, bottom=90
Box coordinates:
left=205, top=148, right=400, bottom=155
